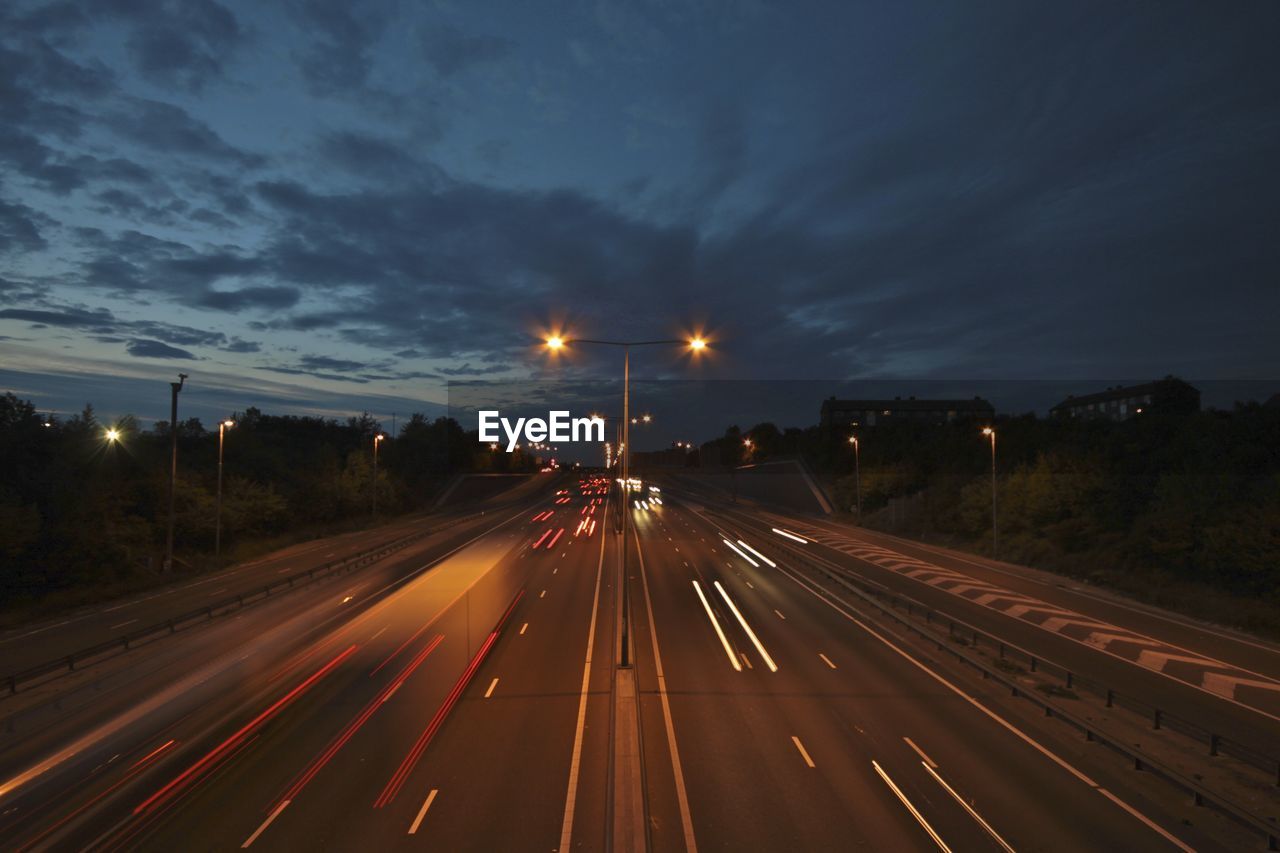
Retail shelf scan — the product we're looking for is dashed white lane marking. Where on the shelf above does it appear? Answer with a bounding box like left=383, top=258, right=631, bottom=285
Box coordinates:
left=109, top=619, right=137, bottom=630
left=408, top=789, right=438, bottom=834
left=774, top=609, right=786, bottom=620
left=484, top=678, right=499, bottom=698
left=740, top=652, right=753, bottom=670
left=791, top=736, right=816, bottom=768
left=903, top=736, right=936, bottom=768
left=520, top=622, right=528, bottom=635
left=818, top=653, right=837, bottom=670
left=242, top=799, right=290, bottom=847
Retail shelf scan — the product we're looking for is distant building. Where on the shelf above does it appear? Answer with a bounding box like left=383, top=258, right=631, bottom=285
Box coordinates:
left=1050, top=377, right=1200, bottom=421
left=820, top=396, right=995, bottom=431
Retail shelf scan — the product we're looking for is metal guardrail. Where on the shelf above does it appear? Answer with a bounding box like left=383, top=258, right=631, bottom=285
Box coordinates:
left=738, top=522, right=1280, bottom=851
left=2, top=518, right=470, bottom=697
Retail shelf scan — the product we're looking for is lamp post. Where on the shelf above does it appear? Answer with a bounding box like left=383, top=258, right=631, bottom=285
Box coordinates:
left=848, top=433, right=861, bottom=519
left=373, top=433, right=385, bottom=518
left=215, top=419, right=234, bottom=556
left=982, top=427, right=997, bottom=557
left=545, top=334, right=706, bottom=667
left=165, top=373, right=188, bottom=572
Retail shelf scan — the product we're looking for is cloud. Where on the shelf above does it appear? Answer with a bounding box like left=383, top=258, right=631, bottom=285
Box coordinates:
left=123, top=0, right=243, bottom=92
left=421, top=25, right=514, bottom=77
left=103, top=98, right=264, bottom=168
left=0, top=199, right=50, bottom=253
left=289, top=0, right=388, bottom=96
left=197, top=285, right=301, bottom=312
left=126, top=338, right=198, bottom=359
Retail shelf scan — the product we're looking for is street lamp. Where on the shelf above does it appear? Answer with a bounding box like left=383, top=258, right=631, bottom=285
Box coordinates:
left=543, top=332, right=707, bottom=667
left=373, top=433, right=385, bottom=518
left=165, top=372, right=188, bottom=572
left=848, top=433, right=861, bottom=520
left=982, top=427, right=997, bottom=557
left=216, top=419, right=234, bottom=556
left=105, top=428, right=120, bottom=443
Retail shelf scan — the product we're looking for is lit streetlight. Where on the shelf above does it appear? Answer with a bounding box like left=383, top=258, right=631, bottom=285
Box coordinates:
left=543, top=331, right=708, bottom=667
left=105, top=428, right=121, bottom=443
left=848, top=433, right=861, bottom=520
left=216, top=419, right=234, bottom=556
left=982, top=426, right=997, bottom=557
left=373, top=432, right=385, bottom=518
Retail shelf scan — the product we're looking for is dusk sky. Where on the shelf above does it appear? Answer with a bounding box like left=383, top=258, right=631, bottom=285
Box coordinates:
left=2, top=1, right=1277, bottom=431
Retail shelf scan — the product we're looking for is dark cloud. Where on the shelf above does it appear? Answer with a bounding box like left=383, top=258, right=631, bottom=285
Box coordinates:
left=197, top=285, right=301, bottom=312
left=126, top=338, right=198, bottom=359
left=103, top=99, right=264, bottom=168
left=221, top=337, right=260, bottom=353
left=0, top=199, right=51, bottom=253
left=316, top=131, right=447, bottom=183
left=421, top=25, right=514, bottom=77
left=289, top=0, right=387, bottom=95
left=124, top=0, right=242, bottom=92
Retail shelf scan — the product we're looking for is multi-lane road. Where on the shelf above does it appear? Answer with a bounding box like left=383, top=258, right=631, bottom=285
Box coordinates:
left=1, top=473, right=1276, bottom=850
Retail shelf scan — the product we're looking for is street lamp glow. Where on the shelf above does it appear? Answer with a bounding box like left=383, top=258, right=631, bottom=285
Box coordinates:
left=223, top=419, right=235, bottom=429
left=689, top=337, right=707, bottom=351
left=105, top=428, right=120, bottom=442
left=546, top=335, right=565, bottom=350
left=982, top=427, right=994, bottom=436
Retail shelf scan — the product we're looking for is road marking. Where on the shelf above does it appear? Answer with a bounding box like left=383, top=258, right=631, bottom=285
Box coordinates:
left=791, top=736, right=815, bottom=768
left=774, top=609, right=786, bottom=620
left=520, top=622, right=528, bottom=635
left=553, top=567, right=558, bottom=574
left=109, top=619, right=137, bottom=630
left=922, top=763, right=1014, bottom=852
left=903, top=737, right=936, bottom=768
left=634, top=528, right=699, bottom=853
left=872, top=761, right=950, bottom=851
left=381, top=682, right=403, bottom=704
left=745, top=581, right=754, bottom=589
left=769, top=556, right=1196, bottom=852
left=407, top=788, right=438, bottom=834
left=484, top=678, right=499, bottom=698
left=818, top=653, right=837, bottom=670
left=369, top=625, right=388, bottom=642
left=540, top=590, right=546, bottom=598
left=714, top=581, right=777, bottom=672
left=558, top=500, right=609, bottom=851
left=693, top=581, right=741, bottom=672
left=740, top=652, right=753, bottom=670
left=242, top=799, right=290, bottom=847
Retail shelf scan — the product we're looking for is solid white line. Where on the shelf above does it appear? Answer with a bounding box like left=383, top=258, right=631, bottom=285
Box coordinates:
left=872, top=761, right=951, bottom=852
left=407, top=788, right=438, bottom=834
left=109, top=619, right=137, bottom=630
left=484, top=677, right=499, bottom=698
left=722, top=539, right=759, bottom=567
left=557, top=503, right=608, bottom=851
left=737, top=540, right=777, bottom=567
left=635, top=528, right=699, bottom=853
left=818, top=653, right=837, bottom=670
left=922, top=763, right=1014, bottom=853
left=791, top=736, right=815, bottom=767
left=714, top=581, right=777, bottom=672
left=903, top=737, right=936, bottom=768
left=694, top=582, right=742, bottom=671
left=368, top=625, right=388, bottom=642
left=771, top=558, right=1195, bottom=852
left=242, top=799, right=290, bottom=847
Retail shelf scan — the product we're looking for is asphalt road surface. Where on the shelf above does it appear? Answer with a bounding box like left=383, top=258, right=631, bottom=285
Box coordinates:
left=0, top=475, right=1272, bottom=851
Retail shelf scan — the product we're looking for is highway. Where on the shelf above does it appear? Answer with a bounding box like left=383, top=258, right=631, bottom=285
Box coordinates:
left=0, top=474, right=1272, bottom=851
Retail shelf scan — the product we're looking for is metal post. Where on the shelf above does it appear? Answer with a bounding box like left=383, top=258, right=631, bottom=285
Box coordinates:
left=372, top=434, right=380, bottom=518
left=216, top=421, right=225, bottom=556
left=620, top=346, right=631, bottom=668
left=989, top=429, right=998, bottom=558
left=165, top=373, right=187, bottom=572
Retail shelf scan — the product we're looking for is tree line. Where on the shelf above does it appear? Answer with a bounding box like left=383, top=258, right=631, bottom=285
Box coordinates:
left=694, top=404, right=1280, bottom=607
left=0, top=394, right=529, bottom=608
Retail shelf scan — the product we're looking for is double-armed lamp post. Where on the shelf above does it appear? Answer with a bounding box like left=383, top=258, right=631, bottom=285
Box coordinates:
left=544, top=334, right=707, bottom=667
